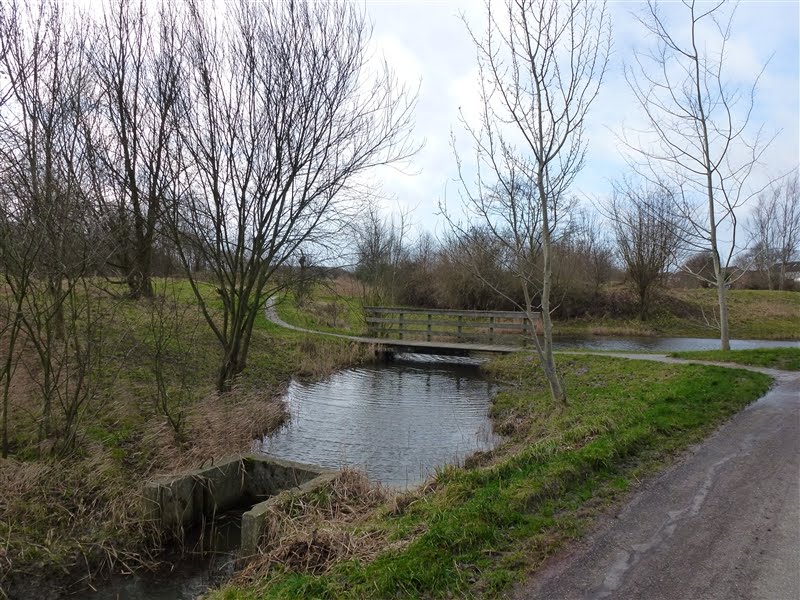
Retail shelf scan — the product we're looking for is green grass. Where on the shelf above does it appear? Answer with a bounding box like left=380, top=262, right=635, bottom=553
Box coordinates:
left=670, top=347, right=800, bottom=371
left=210, top=353, right=771, bottom=599
left=276, top=287, right=367, bottom=335
left=554, top=289, right=800, bottom=340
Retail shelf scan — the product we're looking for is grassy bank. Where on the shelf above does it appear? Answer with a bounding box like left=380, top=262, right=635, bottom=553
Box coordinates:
left=0, top=280, right=371, bottom=597
left=552, top=289, right=800, bottom=339
left=278, top=283, right=800, bottom=341
left=670, top=347, right=800, bottom=371
left=210, top=353, right=771, bottom=599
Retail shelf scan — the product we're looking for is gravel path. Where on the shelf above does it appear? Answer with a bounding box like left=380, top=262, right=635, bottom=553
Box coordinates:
left=513, top=354, right=800, bottom=600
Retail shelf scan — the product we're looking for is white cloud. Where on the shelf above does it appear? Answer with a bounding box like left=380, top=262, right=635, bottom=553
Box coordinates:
left=357, top=0, right=799, bottom=234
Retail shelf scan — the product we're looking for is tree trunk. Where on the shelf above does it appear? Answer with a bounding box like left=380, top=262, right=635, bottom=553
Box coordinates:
left=127, top=249, right=154, bottom=299
left=538, top=177, right=566, bottom=406
left=716, top=282, right=730, bottom=351
left=49, top=277, right=65, bottom=340
left=217, top=334, right=246, bottom=393
left=712, top=254, right=731, bottom=351
left=638, top=284, right=649, bottom=321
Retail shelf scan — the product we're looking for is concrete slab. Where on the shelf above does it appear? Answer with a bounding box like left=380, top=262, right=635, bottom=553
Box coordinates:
left=143, top=454, right=336, bottom=554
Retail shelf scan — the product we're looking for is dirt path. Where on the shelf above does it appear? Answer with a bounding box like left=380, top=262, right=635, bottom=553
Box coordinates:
left=514, top=354, right=800, bottom=600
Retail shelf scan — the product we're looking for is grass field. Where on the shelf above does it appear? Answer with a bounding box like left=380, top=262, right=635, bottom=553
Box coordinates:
left=553, top=288, right=800, bottom=339
left=209, top=353, right=771, bottom=599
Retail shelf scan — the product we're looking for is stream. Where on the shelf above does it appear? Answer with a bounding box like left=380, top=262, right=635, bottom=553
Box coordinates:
left=74, top=336, right=798, bottom=599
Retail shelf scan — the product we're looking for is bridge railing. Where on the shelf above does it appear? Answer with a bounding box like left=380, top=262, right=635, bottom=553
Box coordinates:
left=363, top=306, right=540, bottom=346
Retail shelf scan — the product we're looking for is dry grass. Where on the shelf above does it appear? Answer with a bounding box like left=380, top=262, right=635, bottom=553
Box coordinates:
left=0, top=449, right=162, bottom=596
left=292, top=338, right=369, bottom=380
left=587, top=324, right=656, bottom=336
left=144, top=388, right=287, bottom=474
left=0, top=386, right=287, bottom=597
left=327, top=275, right=362, bottom=298
left=235, top=470, right=399, bottom=583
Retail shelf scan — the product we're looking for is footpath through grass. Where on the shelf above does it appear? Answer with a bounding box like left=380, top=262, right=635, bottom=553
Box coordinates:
left=670, top=347, right=800, bottom=371
left=211, top=353, right=771, bottom=599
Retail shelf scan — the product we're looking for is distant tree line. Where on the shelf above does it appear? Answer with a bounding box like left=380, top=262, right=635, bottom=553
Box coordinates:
left=351, top=168, right=799, bottom=325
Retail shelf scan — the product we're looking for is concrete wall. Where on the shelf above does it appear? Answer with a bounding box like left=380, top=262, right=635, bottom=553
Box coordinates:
left=240, top=471, right=338, bottom=555
left=142, top=453, right=335, bottom=553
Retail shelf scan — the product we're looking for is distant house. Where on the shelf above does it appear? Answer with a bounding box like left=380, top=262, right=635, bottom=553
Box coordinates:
left=782, top=261, right=800, bottom=282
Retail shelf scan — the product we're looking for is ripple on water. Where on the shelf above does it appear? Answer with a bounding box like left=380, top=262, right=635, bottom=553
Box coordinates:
left=258, top=355, right=500, bottom=488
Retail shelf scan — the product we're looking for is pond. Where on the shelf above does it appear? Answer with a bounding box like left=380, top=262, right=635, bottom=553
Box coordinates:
left=258, top=353, right=500, bottom=488
left=257, top=336, right=800, bottom=486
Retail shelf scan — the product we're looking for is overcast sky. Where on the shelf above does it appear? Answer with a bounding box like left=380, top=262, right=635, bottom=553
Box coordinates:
left=361, top=0, right=800, bottom=238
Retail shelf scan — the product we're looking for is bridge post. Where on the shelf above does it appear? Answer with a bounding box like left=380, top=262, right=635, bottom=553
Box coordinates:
left=457, top=315, right=463, bottom=341
left=522, top=316, right=528, bottom=347
left=399, top=312, right=404, bottom=340
left=427, top=313, right=432, bottom=341
left=489, top=316, right=494, bottom=343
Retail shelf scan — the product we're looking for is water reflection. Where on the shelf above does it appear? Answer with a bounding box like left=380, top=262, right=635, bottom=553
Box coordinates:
left=552, top=336, right=800, bottom=352
left=259, top=354, right=499, bottom=488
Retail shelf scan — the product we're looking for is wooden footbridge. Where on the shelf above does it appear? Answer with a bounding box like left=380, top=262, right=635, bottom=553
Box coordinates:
left=267, top=303, right=538, bottom=356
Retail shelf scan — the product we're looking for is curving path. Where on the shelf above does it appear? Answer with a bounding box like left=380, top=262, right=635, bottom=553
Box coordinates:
left=513, top=353, right=800, bottom=600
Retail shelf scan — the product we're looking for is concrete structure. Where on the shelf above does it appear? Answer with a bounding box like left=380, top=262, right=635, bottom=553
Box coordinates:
left=143, top=454, right=336, bottom=555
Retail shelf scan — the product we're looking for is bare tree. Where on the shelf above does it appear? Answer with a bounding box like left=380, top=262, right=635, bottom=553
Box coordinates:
left=624, top=0, right=773, bottom=350
left=146, top=280, right=200, bottom=438
left=607, top=179, right=683, bottom=320
left=0, top=0, right=112, bottom=452
left=571, top=210, right=616, bottom=300
left=171, top=0, right=417, bottom=392
left=747, top=173, right=800, bottom=290
left=89, top=0, right=183, bottom=298
left=449, top=0, right=610, bottom=405
left=354, top=203, right=411, bottom=306
left=747, top=188, right=780, bottom=289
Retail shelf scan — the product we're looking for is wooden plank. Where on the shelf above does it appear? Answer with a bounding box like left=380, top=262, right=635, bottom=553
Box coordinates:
left=373, top=330, right=528, bottom=344
left=364, top=316, right=533, bottom=331
left=364, top=306, right=537, bottom=319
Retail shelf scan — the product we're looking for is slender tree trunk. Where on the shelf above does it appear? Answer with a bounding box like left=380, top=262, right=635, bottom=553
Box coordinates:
left=134, top=244, right=154, bottom=299
left=717, top=281, right=730, bottom=350
left=217, top=328, right=248, bottom=393
left=638, top=284, right=649, bottom=321
left=49, top=277, right=66, bottom=340
left=538, top=176, right=566, bottom=406
left=712, top=252, right=731, bottom=351
left=1, top=330, right=18, bottom=458
left=217, top=354, right=242, bottom=393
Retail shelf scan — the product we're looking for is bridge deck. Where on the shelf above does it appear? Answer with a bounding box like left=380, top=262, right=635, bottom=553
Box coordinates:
left=266, top=304, right=523, bottom=355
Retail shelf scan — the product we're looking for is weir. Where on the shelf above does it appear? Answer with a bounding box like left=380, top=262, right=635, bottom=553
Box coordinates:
left=142, top=454, right=336, bottom=555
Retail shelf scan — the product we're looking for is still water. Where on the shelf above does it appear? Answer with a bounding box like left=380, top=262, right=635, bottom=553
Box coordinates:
left=258, top=354, right=500, bottom=488
left=551, top=335, right=800, bottom=352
